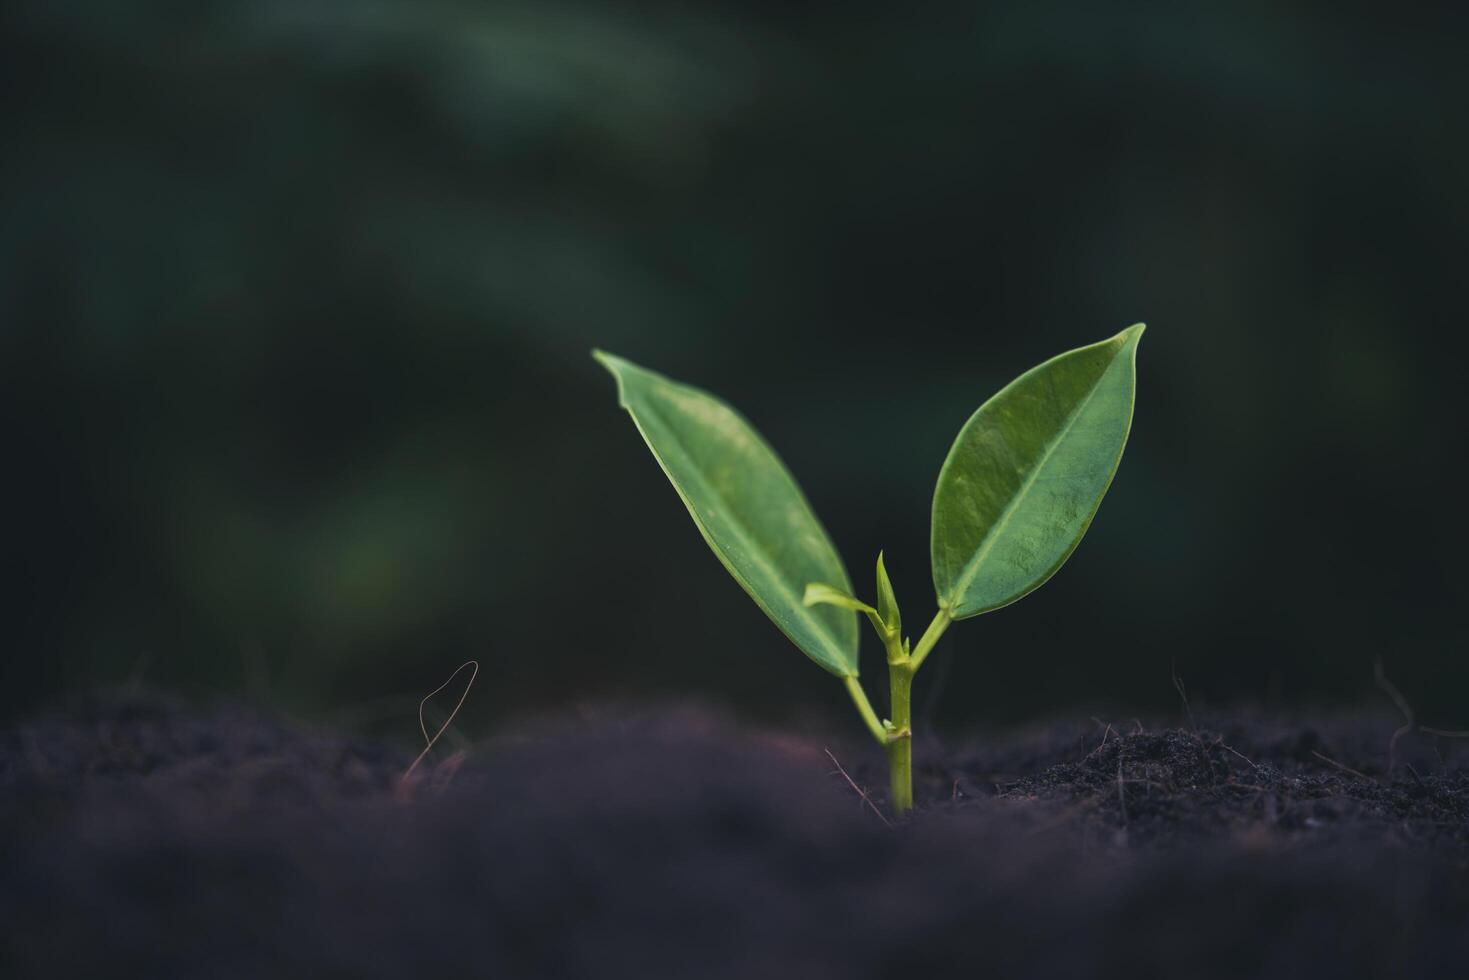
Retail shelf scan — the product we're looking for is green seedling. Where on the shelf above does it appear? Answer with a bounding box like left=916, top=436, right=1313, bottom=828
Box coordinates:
left=594, top=325, right=1143, bottom=816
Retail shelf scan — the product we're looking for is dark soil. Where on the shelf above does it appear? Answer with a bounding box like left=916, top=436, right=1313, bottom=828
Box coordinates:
left=4, top=693, right=1468, bottom=979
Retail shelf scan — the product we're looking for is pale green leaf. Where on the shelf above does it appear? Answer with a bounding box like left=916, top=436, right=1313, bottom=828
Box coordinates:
left=595, top=351, right=859, bottom=676
left=803, top=582, right=876, bottom=616
left=875, top=551, right=900, bottom=634
left=931, top=324, right=1144, bottom=620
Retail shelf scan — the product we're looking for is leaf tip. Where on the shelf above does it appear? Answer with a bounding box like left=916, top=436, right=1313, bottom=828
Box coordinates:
left=591, top=349, right=634, bottom=405
left=875, top=550, right=900, bottom=633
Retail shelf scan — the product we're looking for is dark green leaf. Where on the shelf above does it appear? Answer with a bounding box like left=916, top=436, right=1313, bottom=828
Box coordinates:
left=596, top=351, right=859, bottom=676
left=931, top=325, right=1144, bottom=620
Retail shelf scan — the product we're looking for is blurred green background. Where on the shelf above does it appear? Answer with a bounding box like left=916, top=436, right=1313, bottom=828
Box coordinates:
left=5, top=1, right=1467, bottom=734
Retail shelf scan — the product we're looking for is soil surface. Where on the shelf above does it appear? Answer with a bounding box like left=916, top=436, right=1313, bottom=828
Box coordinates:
left=3, top=692, right=1468, bottom=979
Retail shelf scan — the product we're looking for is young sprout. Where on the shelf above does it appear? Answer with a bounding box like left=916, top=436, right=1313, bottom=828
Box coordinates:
left=594, top=325, right=1143, bottom=816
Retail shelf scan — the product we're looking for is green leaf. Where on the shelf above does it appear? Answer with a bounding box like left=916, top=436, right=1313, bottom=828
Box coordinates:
left=803, top=583, right=876, bottom=616
left=875, top=551, right=900, bottom=634
left=806, top=581, right=894, bottom=642
left=595, top=351, right=859, bottom=676
left=931, top=324, right=1144, bottom=620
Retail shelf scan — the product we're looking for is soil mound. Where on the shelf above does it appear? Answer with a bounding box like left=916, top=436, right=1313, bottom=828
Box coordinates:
left=3, top=693, right=1467, bottom=978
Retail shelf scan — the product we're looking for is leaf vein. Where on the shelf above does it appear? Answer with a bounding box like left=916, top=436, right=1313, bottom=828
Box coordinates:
left=942, top=369, right=1111, bottom=608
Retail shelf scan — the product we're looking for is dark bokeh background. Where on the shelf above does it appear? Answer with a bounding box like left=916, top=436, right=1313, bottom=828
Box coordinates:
left=5, top=1, right=1467, bottom=735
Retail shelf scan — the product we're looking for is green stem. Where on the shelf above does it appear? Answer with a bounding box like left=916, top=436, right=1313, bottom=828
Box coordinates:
left=842, top=603, right=954, bottom=819
left=843, top=675, right=888, bottom=746
left=907, top=608, right=952, bottom=673
left=887, top=660, right=914, bottom=816
left=882, top=610, right=949, bottom=817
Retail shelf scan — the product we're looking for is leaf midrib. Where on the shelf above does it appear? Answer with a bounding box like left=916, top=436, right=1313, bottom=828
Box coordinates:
left=942, top=361, right=1113, bottom=609
left=635, top=395, right=854, bottom=668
